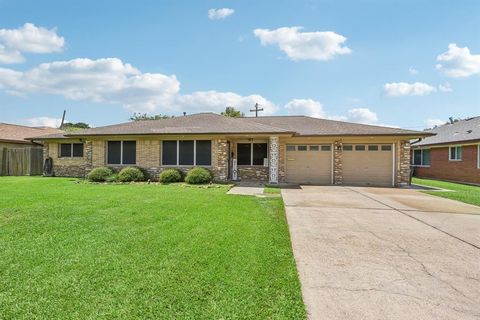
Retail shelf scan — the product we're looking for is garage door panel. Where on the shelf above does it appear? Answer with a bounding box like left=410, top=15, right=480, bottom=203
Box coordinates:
left=342, top=145, right=393, bottom=186
left=286, top=146, right=332, bottom=184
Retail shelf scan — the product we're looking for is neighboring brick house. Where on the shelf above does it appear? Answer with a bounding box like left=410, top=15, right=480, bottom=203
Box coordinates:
left=411, top=116, right=480, bottom=185
left=30, top=113, right=431, bottom=186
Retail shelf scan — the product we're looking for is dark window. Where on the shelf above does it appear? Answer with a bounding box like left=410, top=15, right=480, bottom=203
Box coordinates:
left=381, top=145, right=392, bottom=151
left=450, top=146, right=462, bottom=160
left=309, top=145, right=319, bottom=151
left=179, top=140, right=194, bottom=165
left=368, top=145, right=378, bottom=151
left=107, top=141, right=121, bottom=164
left=122, top=141, right=136, bottom=165
left=355, top=145, right=366, bottom=151
left=343, top=145, right=353, bottom=151
left=162, top=141, right=177, bottom=165
left=297, top=145, right=307, bottom=151
left=196, top=140, right=212, bottom=166
left=72, top=143, right=83, bottom=157
left=321, top=145, right=331, bottom=151
left=413, top=149, right=422, bottom=165
left=237, top=143, right=251, bottom=165
left=253, top=143, right=268, bottom=165
left=286, top=145, right=295, bottom=151
left=60, top=144, right=72, bottom=157
left=422, top=149, right=431, bottom=166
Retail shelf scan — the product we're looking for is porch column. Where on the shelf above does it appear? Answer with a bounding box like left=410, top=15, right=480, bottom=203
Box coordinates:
left=333, top=140, right=343, bottom=185
left=269, top=136, right=279, bottom=184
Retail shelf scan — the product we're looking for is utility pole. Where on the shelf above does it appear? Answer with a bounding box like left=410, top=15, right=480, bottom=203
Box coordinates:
left=249, top=103, right=264, bottom=117
left=60, top=110, right=66, bottom=129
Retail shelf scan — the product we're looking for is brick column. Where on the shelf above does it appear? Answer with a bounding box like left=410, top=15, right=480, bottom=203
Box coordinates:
left=333, top=140, right=343, bottom=185
left=397, top=140, right=411, bottom=186
left=84, top=140, right=93, bottom=175
left=269, top=136, right=279, bottom=184
left=214, top=139, right=228, bottom=181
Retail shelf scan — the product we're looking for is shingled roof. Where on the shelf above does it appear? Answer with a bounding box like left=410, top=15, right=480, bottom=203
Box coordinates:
left=0, top=123, right=64, bottom=144
left=413, top=116, right=480, bottom=147
left=31, top=112, right=431, bottom=139
left=239, top=116, right=428, bottom=136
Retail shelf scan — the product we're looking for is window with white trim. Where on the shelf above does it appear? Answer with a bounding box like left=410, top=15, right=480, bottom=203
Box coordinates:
left=412, top=149, right=430, bottom=166
left=449, top=146, right=462, bottom=161
left=107, top=141, right=136, bottom=165
left=237, top=142, right=268, bottom=165
left=59, top=143, right=83, bottom=158
left=161, top=140, right=212, bottom=166
left=478, top=144, right=480, bottom=169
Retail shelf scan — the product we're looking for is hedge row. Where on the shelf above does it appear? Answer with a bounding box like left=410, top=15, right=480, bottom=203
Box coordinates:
left=87, top=166, right=213, bottom=184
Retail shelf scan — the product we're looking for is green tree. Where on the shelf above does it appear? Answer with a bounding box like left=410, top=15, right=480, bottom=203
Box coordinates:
left=221, top=106, right=244, bottom=118
left=129, top=113, right=174, bottom=121
left=62, top=122, right=90, bottom=132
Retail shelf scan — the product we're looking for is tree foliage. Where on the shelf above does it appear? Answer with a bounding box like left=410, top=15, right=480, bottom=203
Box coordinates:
left=221, top=106, right=244, bottom=118
left=129, top=113, right=173, bottom=121
left=62, top=122, right=90, bottom=132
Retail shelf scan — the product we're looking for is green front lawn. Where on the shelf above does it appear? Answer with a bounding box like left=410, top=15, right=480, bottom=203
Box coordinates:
left=0, top=177, right=305, bottom=319
left=412, top=177, right=480, bottom=207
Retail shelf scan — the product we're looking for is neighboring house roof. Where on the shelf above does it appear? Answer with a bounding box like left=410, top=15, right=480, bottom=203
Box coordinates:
left=0, top=123, right=64, bottom=144
left=412, top=116, right=480, bottom=147
left=29, top=112, right=432, bottom=139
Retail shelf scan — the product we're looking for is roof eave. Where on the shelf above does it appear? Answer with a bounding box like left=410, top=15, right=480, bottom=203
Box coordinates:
left=412, top=137, right=480, bottom=148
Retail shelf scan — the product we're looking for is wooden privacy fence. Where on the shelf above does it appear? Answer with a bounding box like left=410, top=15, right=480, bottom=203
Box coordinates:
left=0, top=147, right=43, bottom=176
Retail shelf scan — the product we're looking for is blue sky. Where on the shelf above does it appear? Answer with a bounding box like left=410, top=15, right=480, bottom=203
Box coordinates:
left=0, top=0, right=479, bottom=129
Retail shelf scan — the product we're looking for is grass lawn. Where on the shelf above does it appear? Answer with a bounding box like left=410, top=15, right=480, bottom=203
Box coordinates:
left=413, top=177, right=480, bottom=207
left=0, top=177, right=305, bottom=319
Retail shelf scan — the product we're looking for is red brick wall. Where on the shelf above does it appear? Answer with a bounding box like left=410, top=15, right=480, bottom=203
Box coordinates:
left=414, top=144, right=480, bottom=184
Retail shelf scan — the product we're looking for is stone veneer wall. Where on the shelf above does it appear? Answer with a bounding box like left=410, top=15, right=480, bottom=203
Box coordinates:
left=397, top=140, right=411, bottom=186
left=212, top=139, right=228, bottom=181
left=333, top=140, right=343, bottom=185
left=44, top=142, right=87, bottom=177
left=278, top=142, right=286, bottom=182
left=238, top=166, right=269, bottom=181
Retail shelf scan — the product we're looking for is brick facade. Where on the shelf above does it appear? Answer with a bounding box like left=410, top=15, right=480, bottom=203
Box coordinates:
left=414, top=144, right=480, bottom=184
left=43, top=136, right=415, bottom=186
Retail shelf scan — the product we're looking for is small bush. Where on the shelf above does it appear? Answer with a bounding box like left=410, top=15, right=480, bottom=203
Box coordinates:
left=159, top=169, right=183, bottom=183
left=87, top=167, right=113, bottom=182
left=118, top=167, right=145, bottom=182
left=185, top=167, right=213, bottom=184
left=106, top=173, right=119, bottom=183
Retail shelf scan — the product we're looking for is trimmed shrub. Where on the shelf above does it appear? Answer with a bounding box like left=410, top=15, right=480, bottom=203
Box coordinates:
left=106, top=173, right=119, bottom=183
left=159, top=169, right=183, bottom=183
left=185, top=167, right=213, bottom=184
left=118, top=167, right=145, bottom=182
left=87, top=167, right=113, bottom=182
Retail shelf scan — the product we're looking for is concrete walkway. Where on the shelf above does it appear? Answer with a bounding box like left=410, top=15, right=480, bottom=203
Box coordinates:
left=227, top=186, right=264, bottom=196
left=282, top=186, right=480, bottom=320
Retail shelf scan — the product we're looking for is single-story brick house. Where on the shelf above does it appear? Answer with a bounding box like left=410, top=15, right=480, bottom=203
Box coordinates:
left=30, top=113, right=431, bottom=186
left=411, top=116, right=480, bottom=185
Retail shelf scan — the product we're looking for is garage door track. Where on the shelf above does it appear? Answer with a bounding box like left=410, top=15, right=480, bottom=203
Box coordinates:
left=282, top=186, right=480, bottom=320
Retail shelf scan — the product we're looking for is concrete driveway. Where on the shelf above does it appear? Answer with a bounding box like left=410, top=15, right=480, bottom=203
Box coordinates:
left=282, top=186, right=480, bottom=320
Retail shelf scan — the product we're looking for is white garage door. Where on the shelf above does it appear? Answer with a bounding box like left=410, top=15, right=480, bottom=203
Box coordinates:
left=342, top=144, right=394, bottom=186
left=286, top=145, right=332, bottom=184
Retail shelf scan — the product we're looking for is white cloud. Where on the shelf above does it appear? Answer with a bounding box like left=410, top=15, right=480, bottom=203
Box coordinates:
left=23, top=116, right=62, bottom=128
left=253, top=26, right=351, bottom=61
left=438, top=82, right=452, bottom=92
left=174, top=91, right=277, bottom=115
left=436, top=44, right=480, bottom=78
left=408, top=66, right=418, bottom=75
left=208, top=8, right=234, bottom=20
left=0, top=23, right=64, bottom=64
left=0, top=57, right=278, bottom=115
left=383, top=82, right=437, bottom=97
left=329, top=108, right=378, bottom=124
left=426, top=118, right=445, bottom=128
left=284, top=99, right=325, bottom=118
